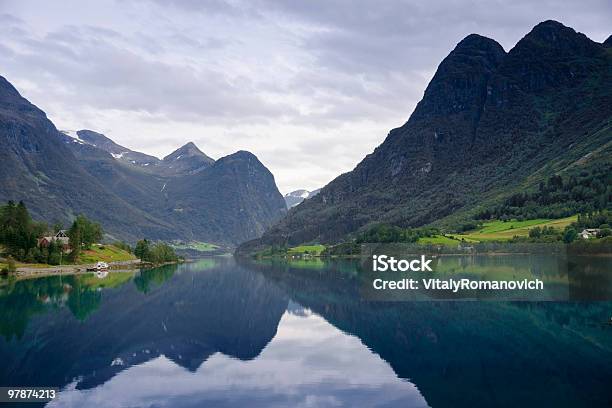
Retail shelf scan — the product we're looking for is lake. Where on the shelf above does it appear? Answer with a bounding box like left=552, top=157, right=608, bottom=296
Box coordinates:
left=0, top=255, right=611, bottom=407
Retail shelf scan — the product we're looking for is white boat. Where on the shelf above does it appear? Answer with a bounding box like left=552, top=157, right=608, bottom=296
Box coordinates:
left=95, top=261, right=109, bottom=270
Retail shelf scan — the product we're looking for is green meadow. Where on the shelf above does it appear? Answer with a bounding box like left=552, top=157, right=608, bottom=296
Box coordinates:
left=287, top=245, right=326, bottom=256
left=452, top=216, right=577, bottom=242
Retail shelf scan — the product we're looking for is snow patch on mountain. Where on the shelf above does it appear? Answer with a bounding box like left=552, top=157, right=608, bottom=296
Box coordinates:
left=283, top=189, right=321, bottom=208
left=60, top=130, right=85, bottom=144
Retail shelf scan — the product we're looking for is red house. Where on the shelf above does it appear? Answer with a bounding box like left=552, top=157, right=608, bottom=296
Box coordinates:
left=38, top=230, right=71, bottom=252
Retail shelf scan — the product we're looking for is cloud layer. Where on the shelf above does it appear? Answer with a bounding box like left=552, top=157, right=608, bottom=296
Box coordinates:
left=1, top=0, right=610, bottom=192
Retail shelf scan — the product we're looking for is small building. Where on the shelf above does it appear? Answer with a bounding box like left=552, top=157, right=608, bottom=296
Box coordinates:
left=38, top=230, right=71, bottom=251
left=579, top=229, right=600, bottom=239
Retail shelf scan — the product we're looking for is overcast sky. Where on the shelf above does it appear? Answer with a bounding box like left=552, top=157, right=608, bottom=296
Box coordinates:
left=1, top=0, right=610, bottom=193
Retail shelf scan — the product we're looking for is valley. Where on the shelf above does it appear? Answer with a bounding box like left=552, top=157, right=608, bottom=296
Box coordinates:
left=0, top=4, right=610, bottom=408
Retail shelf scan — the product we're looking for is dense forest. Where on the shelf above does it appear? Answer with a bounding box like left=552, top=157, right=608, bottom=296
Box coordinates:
left=355, top=225, right=439, bottom=244
left=475, top=166, right=611, bottom=221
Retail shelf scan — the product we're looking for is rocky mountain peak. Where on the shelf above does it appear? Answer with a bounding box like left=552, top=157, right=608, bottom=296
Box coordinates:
left=76, top=130, right=116, bottom=149
left=163, top=142, right=213, bottom=163
left=224, top=150, right=257, bottom=161
left=410, top=33, right=505, bottom=121
left=500, top=20, right=604, bottom=94
left=454, top=33, right=506, bottom=57
left=159, top=142, right=215, bottom=175
left=514, top=19, right=601, bottom=56
left=526, top=20, right=579, bottom=43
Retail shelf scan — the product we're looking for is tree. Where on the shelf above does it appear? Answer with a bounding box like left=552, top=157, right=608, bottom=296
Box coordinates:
left=0, top=201, right=44, bottom=261
left=563, top=227, right=577, bottom=244
left=67, top=226, right=82, bottom=261
left=46, top=240, right=62, bottom=265
left=529, top=227, right=541, bottom=238
left=134, top=239, right=151, bottom=261
left=68, top=215, right=103, bottom=255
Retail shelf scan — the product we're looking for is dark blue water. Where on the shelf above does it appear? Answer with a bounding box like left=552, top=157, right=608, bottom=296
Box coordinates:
left=0, top=257, right=611, bottom=407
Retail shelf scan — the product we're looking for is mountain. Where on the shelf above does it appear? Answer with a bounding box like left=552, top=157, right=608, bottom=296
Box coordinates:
left=1, top=76, right=286, bottom=245
left=283, top=189, right=321, bottom=208
left=63, top=129, right=159, bottom=167
left=240, top=21, right=612, bottom=250
left=160, top=141, right=215, bottom=176
left=62, top=131, right=214, bottom=176
left=60, top=131, right=286, bottom=245
left=164, top=151, right=288, bottom=244
left=0, top=76, right=177, bottom=242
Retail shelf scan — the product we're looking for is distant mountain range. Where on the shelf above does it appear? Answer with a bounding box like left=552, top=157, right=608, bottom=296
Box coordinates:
left=0, top=76, right=286, bottom=245
left=283, top=189, right=321, bottom=208
left=240, top=20, right=612, bottom=252
left=60, top=130, right=215, bottom=177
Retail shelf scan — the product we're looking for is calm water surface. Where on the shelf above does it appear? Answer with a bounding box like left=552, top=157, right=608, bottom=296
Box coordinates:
left=0, top=255, right=611, bottom=407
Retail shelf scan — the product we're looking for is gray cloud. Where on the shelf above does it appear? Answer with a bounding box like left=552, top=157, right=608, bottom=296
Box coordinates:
left=1, top=23, right=295, bottom=121
left=0, top=0, right=609, bottom=192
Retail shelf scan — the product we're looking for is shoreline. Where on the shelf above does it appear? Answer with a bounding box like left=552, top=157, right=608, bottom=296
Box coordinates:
left=253, top=251, right=612, bottom=261
left=7, top=259, right=183, bottom=279
left=12, top=259, right=143, bottom=278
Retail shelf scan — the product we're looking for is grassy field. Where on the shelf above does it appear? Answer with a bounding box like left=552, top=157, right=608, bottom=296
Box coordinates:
left=77, top=244, right=137, bottom=263
left=0, top=244, right=136, bottom=272
left=452, top=216, right=577, bottom=242
left=287, top=245, right=326, bottom=256
left=417, top=235, right=462, bottom=245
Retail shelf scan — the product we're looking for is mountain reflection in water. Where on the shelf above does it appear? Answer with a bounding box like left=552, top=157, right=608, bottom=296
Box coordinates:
left=0, top=256, right=610, bottom=407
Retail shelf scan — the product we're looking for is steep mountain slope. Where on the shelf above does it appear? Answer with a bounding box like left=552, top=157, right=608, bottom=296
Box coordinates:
left=59, top=132, right=169, bottom=217
left=1, top=76, right=286, bottom=245
left=0, top=76, right=174, bottom=241
left=283, top=189, right=321, bottom=208
left=242, top=21, right=611, bottom=249
left=167, top=151, right=288, bottom=244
